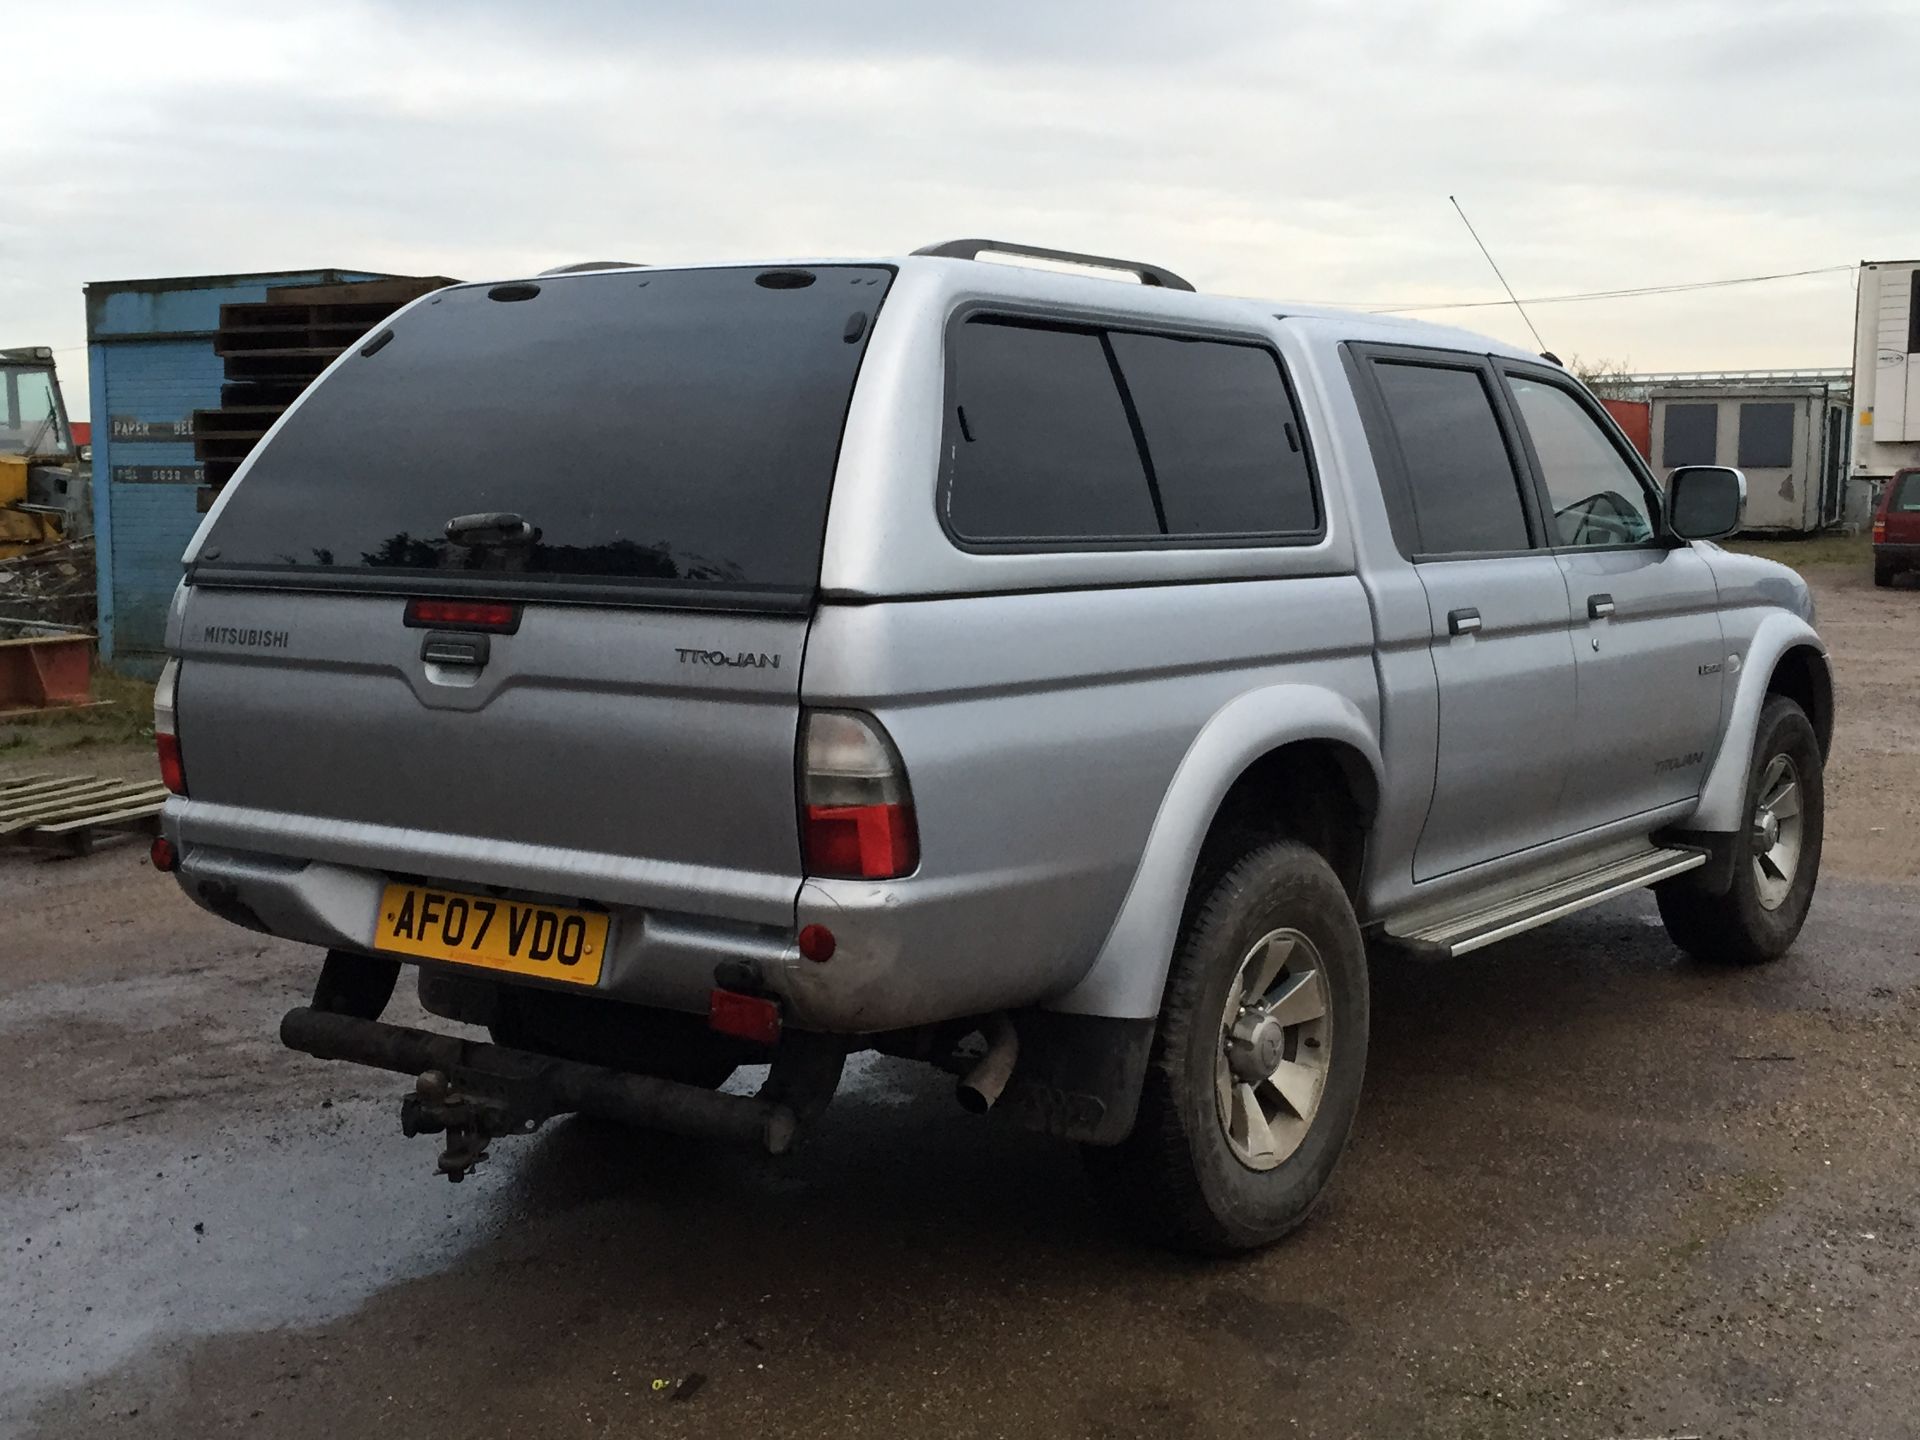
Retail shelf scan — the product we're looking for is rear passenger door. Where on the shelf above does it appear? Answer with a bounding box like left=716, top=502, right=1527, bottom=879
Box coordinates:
left=1497, top=362, right=1726, bottom=833
left=1352, top=347, right=1578, bottom=882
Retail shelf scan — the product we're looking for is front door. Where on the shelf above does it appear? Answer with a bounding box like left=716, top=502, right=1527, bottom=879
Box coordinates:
left=1500, top=365, right=1726, bottom=836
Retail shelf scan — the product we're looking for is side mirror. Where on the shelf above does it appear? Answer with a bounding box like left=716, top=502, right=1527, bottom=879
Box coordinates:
left=1667, top=465, right=1745, bottom=541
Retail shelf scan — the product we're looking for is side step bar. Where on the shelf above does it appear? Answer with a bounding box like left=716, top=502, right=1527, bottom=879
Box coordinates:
left=281, top=1007, right=797, bottom=1177
left=1386, top=845, right=1707, bottom=957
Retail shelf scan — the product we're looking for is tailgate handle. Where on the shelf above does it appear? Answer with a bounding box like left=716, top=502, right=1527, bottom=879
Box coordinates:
left=420, top=633, right=491, bottom=668
left=445, top=511, right=539, bottom=547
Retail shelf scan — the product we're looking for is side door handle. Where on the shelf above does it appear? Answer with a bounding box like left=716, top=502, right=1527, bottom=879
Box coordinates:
left=1447, top=607, right=1482, bottom=636
left=1587, top=593, right=1616, bottom=620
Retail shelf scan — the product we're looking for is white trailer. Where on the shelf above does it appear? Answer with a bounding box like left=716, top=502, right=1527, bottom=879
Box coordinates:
left=1852, top=261, right=1920, bottom=511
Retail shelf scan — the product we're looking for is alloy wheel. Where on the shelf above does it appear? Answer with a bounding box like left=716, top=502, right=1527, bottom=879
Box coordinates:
left=1750, top=753, right=1805, bottom=911
left=1215, top=928, right=1332, bottom=1171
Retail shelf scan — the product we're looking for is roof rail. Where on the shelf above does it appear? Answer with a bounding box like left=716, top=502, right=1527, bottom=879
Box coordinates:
left=539, top=260, right=647, bottom=275
left=912, top=238, right=1196, bottom=293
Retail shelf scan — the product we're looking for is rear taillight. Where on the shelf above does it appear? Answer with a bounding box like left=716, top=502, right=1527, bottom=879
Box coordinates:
left=1873, top=519, right=1887, bottom=542
left=800, top=710, right=918, bottom=880
left=157, top=735, right=186, bottom=796
left=403, top=598, right=521, bottom=633
left=154, top=658, right=185, bottom=796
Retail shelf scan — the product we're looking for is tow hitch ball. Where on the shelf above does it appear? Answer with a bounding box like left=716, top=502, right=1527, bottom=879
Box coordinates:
left=400, top=1070, right=544, bottom=1183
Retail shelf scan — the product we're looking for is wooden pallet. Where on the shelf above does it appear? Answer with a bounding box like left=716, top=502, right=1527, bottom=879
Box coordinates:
left=0, top=772, right=168, bottom=855
left=192, top=274, right=456, bottom=506
left=0, top=699, right=111, bottom=723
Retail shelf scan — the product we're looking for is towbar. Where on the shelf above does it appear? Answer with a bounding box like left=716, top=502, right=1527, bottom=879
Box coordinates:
left=280, top=1006, right=797, bottom=1177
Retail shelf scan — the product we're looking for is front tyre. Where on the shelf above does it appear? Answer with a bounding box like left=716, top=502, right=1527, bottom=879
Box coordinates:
left=1088, top=839, right=1369, bottom=1255
left=1658, top=694, right=1824, bottom=966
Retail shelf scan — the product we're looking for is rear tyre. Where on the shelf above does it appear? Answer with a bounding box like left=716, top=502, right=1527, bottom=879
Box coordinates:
left=1657, top=695, right=1823, bottom=966
left=1086, top=839, right=1369, bottom=1255
left=489, top=988, right=743, bottom=1089
left=1874, top=558, right=1895, bottom=588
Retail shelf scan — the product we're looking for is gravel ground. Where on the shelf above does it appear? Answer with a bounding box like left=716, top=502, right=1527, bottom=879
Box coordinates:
left=3, top=563, right=1915, bottom=1440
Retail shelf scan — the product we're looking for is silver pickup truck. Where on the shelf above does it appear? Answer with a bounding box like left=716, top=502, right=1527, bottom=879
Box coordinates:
left=155, top=241, right=1831, bottom=1253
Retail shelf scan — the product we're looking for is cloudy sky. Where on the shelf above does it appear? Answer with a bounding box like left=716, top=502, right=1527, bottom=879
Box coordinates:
left=12, top=0, right=1913, bottom=416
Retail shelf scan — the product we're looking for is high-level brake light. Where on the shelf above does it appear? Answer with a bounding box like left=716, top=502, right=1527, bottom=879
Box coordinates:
left=402, top=598, right=522, bottom=633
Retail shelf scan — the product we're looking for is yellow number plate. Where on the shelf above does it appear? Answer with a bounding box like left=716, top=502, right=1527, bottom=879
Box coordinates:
left=374, top=883, right=608, bottom=986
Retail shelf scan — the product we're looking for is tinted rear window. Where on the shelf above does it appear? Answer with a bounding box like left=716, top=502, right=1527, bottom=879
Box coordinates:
left=945, top=320, right=1159, bottom=541
left=196, top=265, right=893, bottom=606
left=1105, top=331, right=1318, bottom=536
left=1895, top=472, right=1920, bottom=512
left=944, top=317, right=1319, bottom=544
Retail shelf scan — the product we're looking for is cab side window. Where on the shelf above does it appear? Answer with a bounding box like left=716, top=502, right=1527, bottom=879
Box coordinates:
left=1506, top=376, right=1659, bottom=548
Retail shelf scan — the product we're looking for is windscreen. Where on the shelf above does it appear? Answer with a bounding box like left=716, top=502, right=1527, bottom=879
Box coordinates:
left=1, top=367, right=68, bottom=457
left=195, top=265, right=893, bottom=607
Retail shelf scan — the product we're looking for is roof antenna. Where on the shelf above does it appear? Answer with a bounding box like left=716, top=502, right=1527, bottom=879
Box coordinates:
left=1450, top=195, right=1556, bottom=361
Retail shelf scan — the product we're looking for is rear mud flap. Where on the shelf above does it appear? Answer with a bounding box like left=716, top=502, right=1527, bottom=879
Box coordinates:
left=996, top=1012, right=1155, bottom=1146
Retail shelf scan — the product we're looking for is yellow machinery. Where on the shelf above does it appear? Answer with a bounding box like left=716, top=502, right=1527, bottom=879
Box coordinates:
left=1, top=346, right=84, bottom=558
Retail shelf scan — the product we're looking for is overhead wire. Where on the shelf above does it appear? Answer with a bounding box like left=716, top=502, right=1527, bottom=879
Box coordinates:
left=1304, top=263, right=1857, bottom=315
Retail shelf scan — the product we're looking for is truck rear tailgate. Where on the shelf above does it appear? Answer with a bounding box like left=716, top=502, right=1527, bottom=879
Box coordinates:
left=169, top=262, right=895, bottom=929
left=174, top=587, right=808, bottom=924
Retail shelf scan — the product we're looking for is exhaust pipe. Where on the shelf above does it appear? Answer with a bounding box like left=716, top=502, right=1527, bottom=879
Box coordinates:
left=955, top=1014, right=1019, bottom=1114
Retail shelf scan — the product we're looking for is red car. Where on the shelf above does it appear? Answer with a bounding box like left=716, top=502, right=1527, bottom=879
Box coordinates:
left=1874, top=468, right=1920, bottom=588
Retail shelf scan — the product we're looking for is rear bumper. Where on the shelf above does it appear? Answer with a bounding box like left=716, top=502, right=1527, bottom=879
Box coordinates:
left=166, top=800, right=1116, bottom=1032
left=1875, top=541, right=1920, bottom=566
left=170, top=837, right=796, bottom=1023
left=165, top=797, right=799, bottom=926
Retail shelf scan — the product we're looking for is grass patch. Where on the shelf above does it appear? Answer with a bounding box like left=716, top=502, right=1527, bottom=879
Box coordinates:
left=0, top=667, right=156, bottom=759
left=1726, top=532, right=1871, bottom=571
